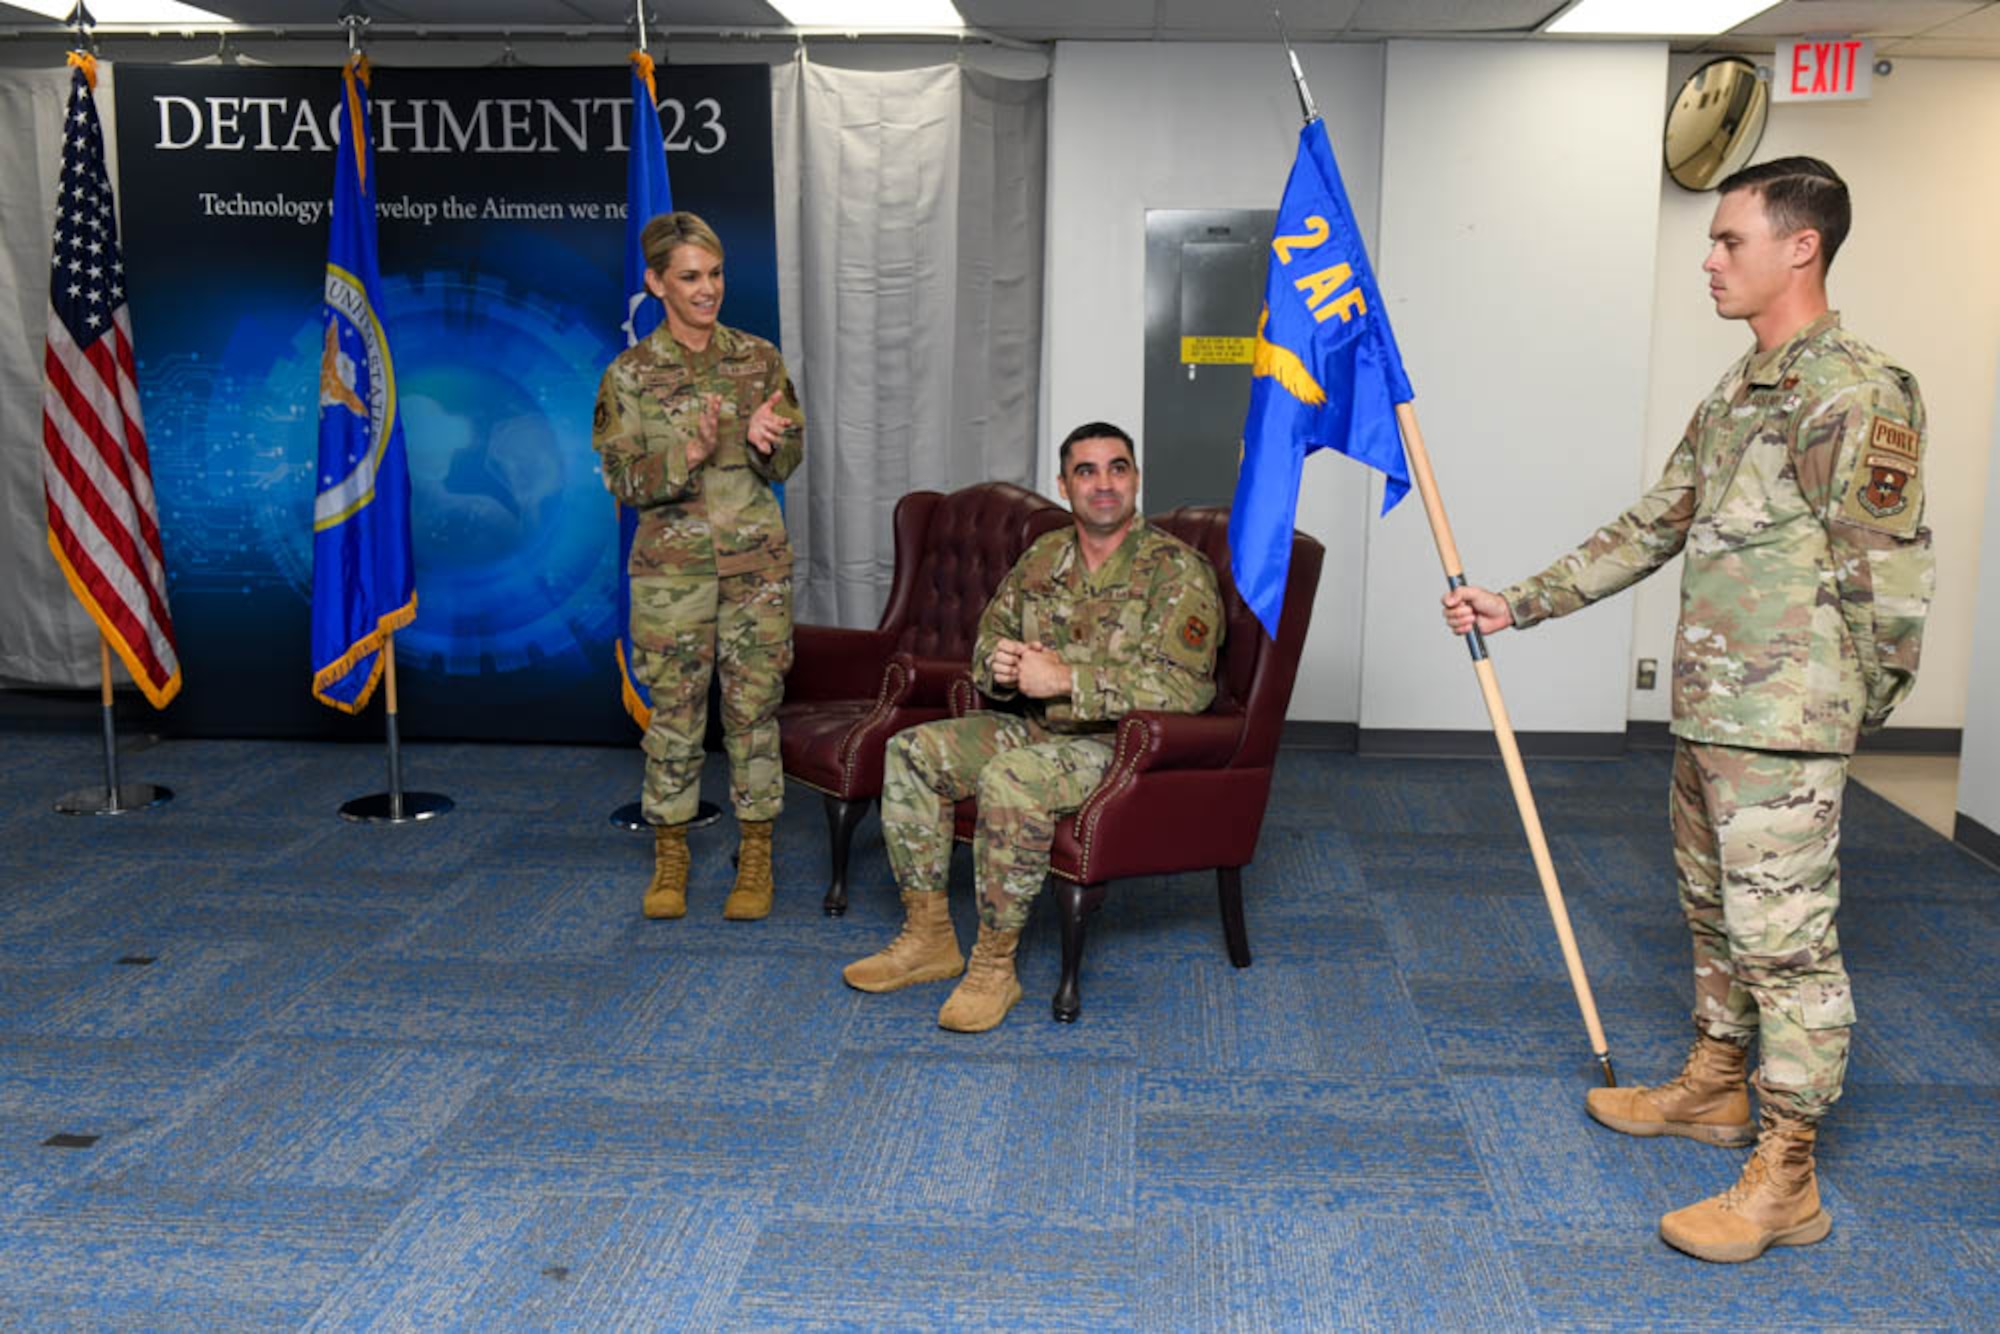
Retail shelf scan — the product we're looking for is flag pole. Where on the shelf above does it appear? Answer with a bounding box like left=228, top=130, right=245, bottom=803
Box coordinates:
left=1397, top=404, right=1615, bottom=1087
left=605, top=13, right=722, bottom=837
left=1276, top=16, right=1615, bottom=1086
left=97, top=636, right=118, bottom=808
left=384, top=633, right=404, bottom=820
left=48, top=10, right=172, bottom=818
left=54, top=633, right=172, bottom=816
left=335, top=636, right=451, bottom=825
left=322, top=6, right=448, bottom=826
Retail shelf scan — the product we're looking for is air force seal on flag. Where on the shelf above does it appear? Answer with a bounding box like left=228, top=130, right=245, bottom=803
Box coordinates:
left=314, top=263, right=396, bottom=533
left=309, top=53, right=417, bottom=714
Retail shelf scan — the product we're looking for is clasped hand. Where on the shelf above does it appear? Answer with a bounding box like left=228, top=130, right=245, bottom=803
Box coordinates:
left=684, top=390, right=794, bottom=470
left=991, top=638, right=1070, bottom=699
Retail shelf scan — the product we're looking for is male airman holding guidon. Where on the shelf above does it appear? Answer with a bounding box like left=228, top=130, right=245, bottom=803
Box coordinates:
left=1444, top=158, right=1933, bottom=1263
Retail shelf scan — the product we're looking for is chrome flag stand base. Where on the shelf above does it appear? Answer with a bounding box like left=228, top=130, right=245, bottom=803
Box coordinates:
left=55, top=697, right=171, bottom=815
left=340, top=790, right=453, bottom=823
left=339, top=696, right=452, bottom=824
left=56, top=782, right=172, bottom=815
left=609, top=799, right=722, bottom=832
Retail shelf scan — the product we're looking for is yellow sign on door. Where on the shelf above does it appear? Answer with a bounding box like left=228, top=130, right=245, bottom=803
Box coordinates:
left=1179, top=336, right=1254, bottom=365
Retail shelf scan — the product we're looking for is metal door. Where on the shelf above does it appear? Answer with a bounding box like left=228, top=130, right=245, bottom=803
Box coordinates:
left=1141, top=209, right=1274, bottom=513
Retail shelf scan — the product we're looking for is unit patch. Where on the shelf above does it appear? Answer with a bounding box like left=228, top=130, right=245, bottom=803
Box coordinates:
left=1181, top=614, right=1209, bottom=650
left=1839, top=414, right=1923, bottom=535
left=1858, top=456, right=1912, bottom=518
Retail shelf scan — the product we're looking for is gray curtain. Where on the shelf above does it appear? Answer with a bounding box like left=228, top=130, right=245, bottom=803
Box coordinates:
left=772, top=58, right=1048, bottom=628
left=0, top=65, right=106, bottom=689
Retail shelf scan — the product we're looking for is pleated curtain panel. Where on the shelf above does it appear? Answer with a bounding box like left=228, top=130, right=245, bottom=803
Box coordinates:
left=772, top=57, right=1048, bottom=629
left=0, top=66, right=106, bottom=689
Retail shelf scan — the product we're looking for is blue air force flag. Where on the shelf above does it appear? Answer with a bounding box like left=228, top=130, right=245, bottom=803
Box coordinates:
left=1229, top=119, right=1415, bottom=640
left=614, top=51, right=675, bottom=729
left=311, top=57, right=416, bottom=713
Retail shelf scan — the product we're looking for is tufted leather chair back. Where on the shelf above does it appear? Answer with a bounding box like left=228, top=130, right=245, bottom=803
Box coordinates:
left=877, top=482, right=1070, bottom=660
left=1149, top=506, right=1325, bottom=770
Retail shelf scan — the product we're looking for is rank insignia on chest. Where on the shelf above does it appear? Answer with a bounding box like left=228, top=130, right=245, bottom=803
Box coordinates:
left=1181, top=614, right=1209, bottom=650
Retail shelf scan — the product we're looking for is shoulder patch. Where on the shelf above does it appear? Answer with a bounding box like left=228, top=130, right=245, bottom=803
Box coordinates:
left=1839, top=413, right=1924, bottom=536
left=593, top=399, right=611, bottom=434
left=1180, top=614, right=1209, bottom=650
left=1868, top=415, right=1919, bottom=463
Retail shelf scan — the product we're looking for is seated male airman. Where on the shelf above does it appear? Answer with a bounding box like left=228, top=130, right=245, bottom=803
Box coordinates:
left=841, top=421, right=1224, bottom=1031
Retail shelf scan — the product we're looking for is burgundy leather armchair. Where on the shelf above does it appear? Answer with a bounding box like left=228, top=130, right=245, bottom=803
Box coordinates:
left=948, top=505, right=1325, bottom=1020
left=780, top=482, right=1069, bottom=915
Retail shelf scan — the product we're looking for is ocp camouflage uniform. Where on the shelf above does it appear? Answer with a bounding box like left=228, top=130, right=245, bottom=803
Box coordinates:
left=881, top=517, right=1224, bottom=929
left=1502, top=312, right=1933, bottom=1121
left=592, top=322, right=804, bottom=826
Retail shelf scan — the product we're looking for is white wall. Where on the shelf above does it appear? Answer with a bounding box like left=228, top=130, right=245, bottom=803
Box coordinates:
left=1042, top=41, right=1385, bottom=722
left=1631, top=56, right=2000, bottom=731
left=1359, top=40, right=1668, bottom=734
left=1958, top=358, right=2000, bottom=837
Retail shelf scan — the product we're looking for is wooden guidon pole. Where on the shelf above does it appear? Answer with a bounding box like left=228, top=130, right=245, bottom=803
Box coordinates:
left=1396, top=401, right=1617, bottom=1087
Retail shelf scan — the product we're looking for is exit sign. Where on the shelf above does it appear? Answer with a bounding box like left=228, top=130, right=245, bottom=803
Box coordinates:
left=1774, top=37, right=1875, bottom=102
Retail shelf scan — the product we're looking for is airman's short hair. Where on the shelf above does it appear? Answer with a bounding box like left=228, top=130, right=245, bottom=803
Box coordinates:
left=1717, top=156, right=1850, bottom=273
left=1058, top=421, right=1137, bottom=473
left=641, top=211, right=724, bottom=274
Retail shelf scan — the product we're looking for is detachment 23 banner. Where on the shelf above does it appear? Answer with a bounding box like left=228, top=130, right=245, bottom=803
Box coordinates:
left=113, top=63, right=777, bottom=742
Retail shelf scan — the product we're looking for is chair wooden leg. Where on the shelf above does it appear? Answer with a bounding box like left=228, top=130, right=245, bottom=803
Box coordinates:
left=820, top=795, right=872, bottom=917
left=1216, top=865, right=1251, bottom=968
left=1052, top=878, right=1107, bottom=1023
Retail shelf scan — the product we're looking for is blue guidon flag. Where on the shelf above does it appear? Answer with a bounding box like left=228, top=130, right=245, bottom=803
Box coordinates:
left=613, top=49, right=674, bottom=729
left=1229, top=118, right=1415, bottom=640
left=311, top=55, right=415, bottom=712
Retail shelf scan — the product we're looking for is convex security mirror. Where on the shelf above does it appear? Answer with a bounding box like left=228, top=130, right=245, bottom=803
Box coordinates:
left=1664, top=57, right=1770, bottom=191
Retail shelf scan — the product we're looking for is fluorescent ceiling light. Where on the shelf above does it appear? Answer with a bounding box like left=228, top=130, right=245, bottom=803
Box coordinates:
left=767, top=0, right=965, bottom=30
left=1546, top=0, right=1780, bottom=36
left=11, top=1, right=229, bottom=21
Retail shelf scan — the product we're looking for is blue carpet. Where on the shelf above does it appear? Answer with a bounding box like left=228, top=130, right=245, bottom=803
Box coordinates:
left=0, top=731, right=1996, bottom=1329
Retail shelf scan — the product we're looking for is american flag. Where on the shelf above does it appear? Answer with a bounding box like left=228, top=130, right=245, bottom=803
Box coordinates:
left=41, top=57, right=179, bottom=708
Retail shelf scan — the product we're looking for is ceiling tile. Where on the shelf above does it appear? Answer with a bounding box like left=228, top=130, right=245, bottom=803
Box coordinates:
left=1351, top=0, right=1556, bottom=34
left=1928, top=1, right=2000, bottom=36
left=1877, top=33, right=2000, bottom=54
left=1730, top=1, right=1986, bottom=39
left=955, top=0, right=1158, bottom=33
left=576, top=0, right=787, bottom=24
left=1157, top=0, right=1358, bottom=37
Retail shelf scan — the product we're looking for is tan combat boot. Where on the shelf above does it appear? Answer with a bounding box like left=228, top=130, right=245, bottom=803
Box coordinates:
left=642, top=824, right=690, bottom=919
left=842, top=891, right=964, bottom=992
left=1660, top=1109, right=1832, bottom=1263
left=1585, top=1030, right=1755, bottom=1147
left=936, top=923, right=1023, bottom=1033
left=722, top=819, right=775, bottom=920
